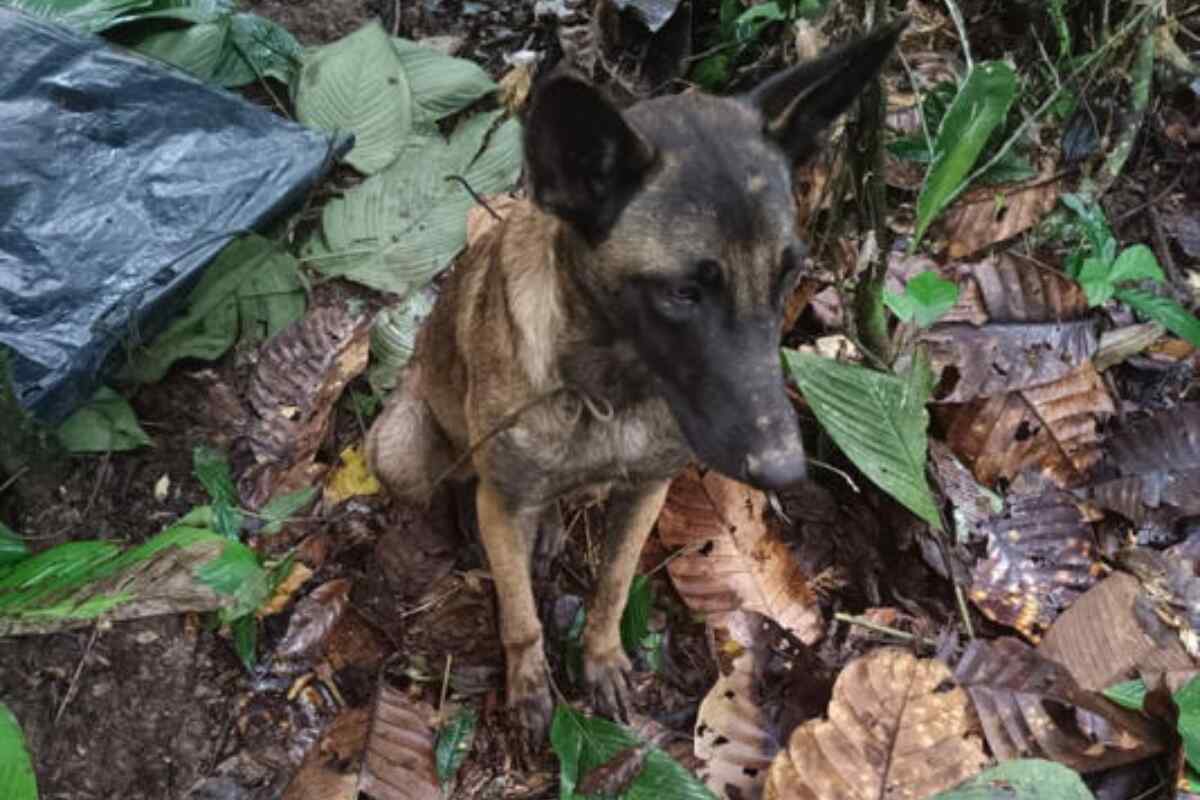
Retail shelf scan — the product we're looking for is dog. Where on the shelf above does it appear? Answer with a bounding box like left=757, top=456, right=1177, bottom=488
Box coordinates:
left=367, top=20, right=905, bottom=740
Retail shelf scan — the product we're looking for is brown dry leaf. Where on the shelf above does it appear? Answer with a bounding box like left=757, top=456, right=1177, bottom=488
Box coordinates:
left=961, top=253, right=1090, bottom=322
left=238, top=306, right=372, bottom=509
left=359, top=686, right=440, bottom=800
left=942, top=175, right=1061, bottom=259
left=942, top=362, right=1114, bottom=488
left=922, top=319, right=1098, bottom=403
left=955, top=637, right=1164, bottom=772
left=282, top=707, right=371, bottom=800
left=695, top=611, right=778, bottom=800
left=497, top=61, right=532, bottom=114
left=1082, top=404, right=1200, bottom=525
left=1040, top=572, right=1196, bottom=692
left=764, top=648, right=988, bottom=800
left=969, top=483, right=1101, bottom=641
left=277, top=579, right=352, bottom=660
left=658, top=467, right=824, bottom=644
left=259, top=561, right=315, bottom=617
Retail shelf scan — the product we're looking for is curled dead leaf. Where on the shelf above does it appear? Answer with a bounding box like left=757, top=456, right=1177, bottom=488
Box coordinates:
left=942, top=175, right=1061, bottom=259
left=764, top=648, right=988, bottom=800
left=658, top=467, right=824, bottom=644
left=359, top=686, right=441, bottom=800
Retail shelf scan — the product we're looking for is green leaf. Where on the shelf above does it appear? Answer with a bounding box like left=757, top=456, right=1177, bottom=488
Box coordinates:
left=392, top=38, right=496, bottom=129
left=1061, top=194, right=1116, bottom=264
left=1109, top=244, right=1165, bottom=285
left=733, top=1, right=785, bottom=42
left=913, top=61, right=1018, bottom=248
left=549, top=705, right=716, bottom=800
left=435, top=706, right=478, bottom=787
left=0, top=0, right=152, bottom=32
left=192, top=446, right=243, bottom=538
left=932, top=758, right=1093, bottom=799
left=132, top=11, right=302, bottom=87
left=307, top=111, right=522, bottom=296
left=120, top=235, right=304, bottom=383
left=1116, top=288, right=1200, bottom=348
left=619, top=575, right=652, bottom=657
left=0, top=523, right=29, bottom=568
left=231, top=614, right=257, bottom=668
left=784, top=349, right=941, bottom=530
left=1077, top=256, right=1115, bottom=306
left=295, top=22, right=413, bottom=175
left=1102, top=678, right=1146, bottom=711
left=886, top=271, right=959, bottom=328
left=195, top=538, right=269, bottom=620
left=1176, top=675, right=1200, bottom=772
left=0, top=704, right=37, bottom=800
left=257, top=487, right=317, bottom=535
left=56, top=386, right=152, bottom=453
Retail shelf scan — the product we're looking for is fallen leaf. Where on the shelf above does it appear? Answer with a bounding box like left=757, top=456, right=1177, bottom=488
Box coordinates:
left=259, top=561, right=315, bottom=617
left=324, top=445, right=382, bottom=505
left=277, top=579, right=352, bottom=661
left=764, top=648, right=988, bottom=799
left=658, top=467, right=824, bottom=644
left=282, top=708, right=371, bottom=800
left=358, top=687, right=440, bottom=800
left=942, top=175, right=1061, bottom=259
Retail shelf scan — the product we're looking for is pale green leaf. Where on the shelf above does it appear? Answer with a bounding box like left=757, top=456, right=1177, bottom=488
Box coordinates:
left=133, top=17, right=229, bottom=81
left=56, top=386, right=152, bottom=453
left=295, top=22, right=413, bottom=174
left=435, top=706, right=478, bottom=787
left=1077, top=256, right=1115, bottom=306
left=913, top=61, right=1018, bottom=248
left=1116, top=288, right=1200, bottom=348
left=392, top=37, right=496, bottom=128
left=257, top=487, right=317, bottom=534
left=120, top=234, right=304, bottom=383
left=0, top=0, right=151, bottom=32
left=1109, top=244, right=1165, bottom=285
left=550, top=705, right=716, bottom=800
left=932, top=759, right=1093, bottom=799
left=308, top=111, right=522, bottom=295
left=1176, top=675, right=1200, bottom=772
left=784, top=349, right=941, bottom=530
left=1102, top=678, right=1146, bottom=711
left=0, top=704, right=37, bottom=800
left=887, top=271, right=959, bottom=328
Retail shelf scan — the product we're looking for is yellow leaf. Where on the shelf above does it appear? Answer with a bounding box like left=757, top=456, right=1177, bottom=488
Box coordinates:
left=324, top=445, right=381, bottom=504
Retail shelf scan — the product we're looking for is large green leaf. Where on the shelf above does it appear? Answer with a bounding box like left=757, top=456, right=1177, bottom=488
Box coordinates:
left=295, top=22, right=413, bottom=175
left=784, top=349, right=941, bottom=530
left=550, top=705, right=716, bottom=800
left=56, top=385, right=152, bottom=453
left=120, top=234, right=305, bottom=383
left=0, top=705, right=37, bottom=800
left=131, top=7, right=302, bottom=87
left=306, top=110, right=522, bottom=296
left=883, top=270, right=959, bottom=328
left=392, top=37, right=496, bottom=128
left=1116, top=288, right=1200, bottom=348
left=1176, top=675, right=1200, bottom=772
left=0, top=0, right=151, bottom=32
left=932, top=759, right=1093, bottom=799
left=913, top=61, right=1018, bottom=248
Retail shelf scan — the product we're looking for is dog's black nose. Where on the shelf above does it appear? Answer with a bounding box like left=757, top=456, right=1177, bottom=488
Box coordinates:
left=743, top=450, right=807, bottom=490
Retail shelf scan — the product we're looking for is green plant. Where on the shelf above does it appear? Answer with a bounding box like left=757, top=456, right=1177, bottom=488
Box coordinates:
left=883, top=271, right=959, bottom=328
left=1062, top=194, right=1200, bottom=347
left=1104, top=675, right=1200, bottom=792
left=691, top=0, right=829, bottom=90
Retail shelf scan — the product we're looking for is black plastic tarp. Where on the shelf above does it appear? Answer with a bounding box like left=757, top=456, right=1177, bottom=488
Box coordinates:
left=0, top=8, right=347, bottom=424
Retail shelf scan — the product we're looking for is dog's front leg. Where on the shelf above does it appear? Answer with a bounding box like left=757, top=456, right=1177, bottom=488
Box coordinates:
left=475, top=480, right=554, bottom=739
left=582, top=479, right=670, bottom=718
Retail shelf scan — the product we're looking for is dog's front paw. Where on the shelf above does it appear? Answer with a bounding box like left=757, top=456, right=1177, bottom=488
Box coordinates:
left=507, top=647, right=554, bottom=743
left=583, top=647, right=633, bottom=721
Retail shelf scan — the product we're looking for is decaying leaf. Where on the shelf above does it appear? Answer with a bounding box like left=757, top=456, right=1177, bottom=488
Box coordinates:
left=960, top=253, right=1089, bottom=323
left=238, top=306, right=372, bottom=509
left=1082, top=404, right=1200, bottom=525
left=764, top=648, right=988, bottom=799
left=695, top=611, right=778, bottom=799
left=359, top=687, right=440, bottom=800
left=943, top=363, right=1114, bottom=488
left=922, top=320, right=1098, bottom=403
left=1113, top=547, right=1200, bottom=660
left=282, top=708, right=371, bottom=800
left=276, top=579, right=351, bottom=661
left=969, top=482, right=1100, bottom=641
left=942, top=175, right=1061, bottom=259
left=658, top=467, right=824, bottom=644
left=324, top=445, right=381, bottom=505
left=1040, top=572, right=1196, bottom=693
left=954, top=637, right=1163, bottom=773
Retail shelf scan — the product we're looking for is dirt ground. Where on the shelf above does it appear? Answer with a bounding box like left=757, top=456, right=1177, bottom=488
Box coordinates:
left=3, top=1, right=1199, bottom=798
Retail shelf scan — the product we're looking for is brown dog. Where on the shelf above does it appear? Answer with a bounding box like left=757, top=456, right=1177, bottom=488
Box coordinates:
left=367, top=21, right=905, bottom=739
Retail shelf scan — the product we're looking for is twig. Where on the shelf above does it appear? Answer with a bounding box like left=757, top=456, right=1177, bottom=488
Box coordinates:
left=445, top=175, right=503, bottom=221
left=0, top=466, right=28, bottom=496
left=438, top=653, right=453, bottom=713
left=941, top=0, right=973, bottom=71
left=834, top=612, right=936, bottom=648
left=54, top=624, right=101, bottom=726
left=808, top=458, right=861, bottom=493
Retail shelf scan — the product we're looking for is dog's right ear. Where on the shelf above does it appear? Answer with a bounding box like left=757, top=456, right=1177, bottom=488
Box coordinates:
left=524, top=73, right=657, bottom=242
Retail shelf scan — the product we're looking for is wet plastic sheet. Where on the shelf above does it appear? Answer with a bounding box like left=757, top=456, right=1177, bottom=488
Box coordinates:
left=0, top=8, right=346, bottom=424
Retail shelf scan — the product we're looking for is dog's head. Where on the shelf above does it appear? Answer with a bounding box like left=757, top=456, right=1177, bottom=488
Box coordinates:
left=524, top=21, right=905, bottom=491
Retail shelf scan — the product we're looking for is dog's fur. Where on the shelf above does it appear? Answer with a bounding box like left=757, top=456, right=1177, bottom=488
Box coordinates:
left=367, top=22, right=905, bottom=739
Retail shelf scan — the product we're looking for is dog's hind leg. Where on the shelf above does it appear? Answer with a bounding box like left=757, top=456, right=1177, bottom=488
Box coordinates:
left=365, top=368, right=457, bottom=505
left=582, top=479, right=670, bottom=719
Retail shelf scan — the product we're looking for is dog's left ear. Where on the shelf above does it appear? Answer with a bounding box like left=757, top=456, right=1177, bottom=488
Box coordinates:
left=744, top=17, right=908, bottom=163
left=524, top=72, right=657, bottom=242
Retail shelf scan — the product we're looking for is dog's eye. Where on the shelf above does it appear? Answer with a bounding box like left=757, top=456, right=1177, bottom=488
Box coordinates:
left=696, top=259, right=722, bottom=288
